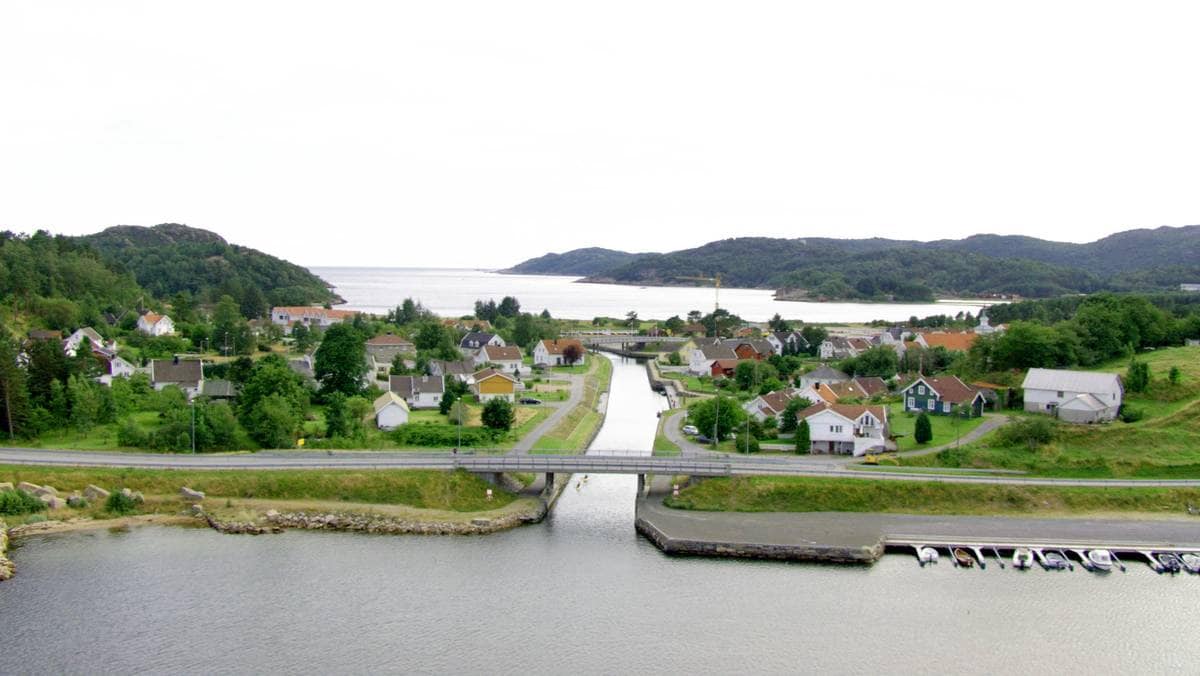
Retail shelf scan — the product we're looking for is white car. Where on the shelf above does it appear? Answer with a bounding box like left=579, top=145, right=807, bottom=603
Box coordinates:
left=682, top=424, right=699, bottom=435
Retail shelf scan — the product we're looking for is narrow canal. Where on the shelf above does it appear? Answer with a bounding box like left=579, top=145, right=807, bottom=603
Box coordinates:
left=0, top=355, right=1196, bottom=673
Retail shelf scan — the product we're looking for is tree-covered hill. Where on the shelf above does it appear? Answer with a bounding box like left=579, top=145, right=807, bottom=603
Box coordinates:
left=501, top=247, right=647, bottom=276
left=80, top=223, right=338, bottom=307
left=506, top=225, right=1200, bottom=299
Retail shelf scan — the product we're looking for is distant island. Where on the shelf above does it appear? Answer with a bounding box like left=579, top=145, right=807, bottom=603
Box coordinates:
left=503, top=226, right=1200, bottom=302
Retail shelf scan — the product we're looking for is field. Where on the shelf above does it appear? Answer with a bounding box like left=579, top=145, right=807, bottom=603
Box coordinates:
left=900, top=347, right=1200, bottom=478
left=665, top=476, right=1200, bottom=517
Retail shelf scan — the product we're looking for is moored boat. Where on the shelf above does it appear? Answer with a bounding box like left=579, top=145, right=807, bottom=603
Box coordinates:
left=1157, top=553, right=1183, bottom=574
left=1012, top=548, right=1034, bottom=570
left=1043, top=551, right=1068, bottom=570
left=918, top=547, right=939, bottom=565
left=953, top=548, right=975, bottom=568
left=1180, top=553, right=1200, bottom=574
left=1087, top=549, right=1114, bottom=571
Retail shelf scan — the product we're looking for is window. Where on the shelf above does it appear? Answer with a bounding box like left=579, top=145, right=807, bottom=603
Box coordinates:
left=907, top=397, right=915, bottom=408
left=831, top=425, right=843, bottom=434
left=1057, top=390, right=1064, bottom=398
left=918, top=385, right=926, bottom=395
left=943, top=402, right=951, bottom=413
left=927, top=399, right=936, bottom=410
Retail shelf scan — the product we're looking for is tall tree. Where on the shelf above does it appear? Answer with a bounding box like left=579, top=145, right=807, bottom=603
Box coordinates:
left=795, top=419, right=810, bottom=454
left=481, top=397, right=515, bottom=431
left=0, top=330, right=30, bottom=438
left=498, top=296, right=521, bottom=318
left=314, top=323, right=368, bottom=397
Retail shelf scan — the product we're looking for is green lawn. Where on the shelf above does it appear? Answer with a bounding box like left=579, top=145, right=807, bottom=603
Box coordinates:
left=9, top=411, right=174, bottom=452
left=530, top=355, right=612, bottom=454
left=887, top=402, right=988, bottom=452
left=653, top=409, right=683, bottom=456
left=1088, top=346, right=1200, bottom=420
left=660, top=373, right=720, bottom=394
left=666, top=475, right=1200, bottom=517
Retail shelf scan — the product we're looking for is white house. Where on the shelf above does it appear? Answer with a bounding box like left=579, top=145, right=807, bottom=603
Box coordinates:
left=459, top=332, right=505, bottom=357
left=798, top=365, right=850, bottom=390
left=474, top=344, right=525, bottom=375
left=389, top=375, right=445, bottom=410
left=271, top=306, right=356, bottom=328
left=767, top=330, right=809, bottom=355
left=149, top=357, right=204, bottom=399
left=136, top=312, right=175, bottom=336
left=796, top=403, right=889, bottom=456
left=372, top=391, right=410, bottom=430
left=743, top=388, right=804, bottom=422
left=1021, top=368, right=1123, bottom=423
left=365, top=335, right=416, bottom=379
left=64, top=327, right=109, bottom=357
left=688, top=341, right=736, bottom=375
left=94, top=349, right=136, bottom=386
left=533, top=339, right=586, bottom=367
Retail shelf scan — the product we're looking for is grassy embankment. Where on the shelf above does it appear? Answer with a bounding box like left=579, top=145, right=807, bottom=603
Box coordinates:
left=0, top=465, right=527, bottom=527
left=900, top=346, right=1200, bottom=478
left=666, top=475, right=1200, bottom=518
left=653, top=409, right=683, bottom=456
left=530, top=355, right=613, bottom=454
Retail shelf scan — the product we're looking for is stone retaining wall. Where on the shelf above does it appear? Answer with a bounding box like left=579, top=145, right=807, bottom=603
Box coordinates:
left=0, top=519, right=14, bottom=581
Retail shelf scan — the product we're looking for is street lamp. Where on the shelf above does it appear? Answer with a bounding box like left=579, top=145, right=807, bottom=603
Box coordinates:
left=190, top=398, right=196, bottom=454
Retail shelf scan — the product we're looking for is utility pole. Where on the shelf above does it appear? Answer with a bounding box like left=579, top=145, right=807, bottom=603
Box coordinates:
left=190, top=398, right=196, bottom=454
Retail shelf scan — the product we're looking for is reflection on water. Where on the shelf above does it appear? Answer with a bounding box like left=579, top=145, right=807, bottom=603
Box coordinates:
left=1, top=356, right=1196, bottom=673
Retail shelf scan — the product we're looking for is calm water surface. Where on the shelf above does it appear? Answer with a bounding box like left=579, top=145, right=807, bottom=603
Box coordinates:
left=2, top=357, right=1197, bottom=674
left=312, top=267, right=989, bottom=323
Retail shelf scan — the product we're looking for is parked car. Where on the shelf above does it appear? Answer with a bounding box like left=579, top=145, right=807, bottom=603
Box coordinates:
left=682, top=424, right=699, bottom=435
left=695, top=435, right=712, bottom=444
left=518, top=397, right=543, bottom=405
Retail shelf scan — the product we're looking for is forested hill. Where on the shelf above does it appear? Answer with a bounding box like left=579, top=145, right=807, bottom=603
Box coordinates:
left=501, top=247, right=646, bottom=276
left=506, top=225, right=1200, bottom=300
left=79, top=224, right=338, bottom=306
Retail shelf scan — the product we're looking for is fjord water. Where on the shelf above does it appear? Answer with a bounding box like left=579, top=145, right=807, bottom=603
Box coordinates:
left=2, top=357, right=1197, bottom=674
left=312, top=267, right=989, bottom=323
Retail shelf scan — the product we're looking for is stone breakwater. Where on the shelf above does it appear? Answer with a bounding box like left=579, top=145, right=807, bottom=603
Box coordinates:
left=0, top=519, right=14, bottom=581
left=259, top=506, right=544, bottom=535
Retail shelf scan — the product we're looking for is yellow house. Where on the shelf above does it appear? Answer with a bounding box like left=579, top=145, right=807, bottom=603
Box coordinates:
left=471, top=368, right=517, bottom=402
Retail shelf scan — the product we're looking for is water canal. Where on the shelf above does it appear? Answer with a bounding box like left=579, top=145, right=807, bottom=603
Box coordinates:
left=1, top=356, right=1196, bottom=673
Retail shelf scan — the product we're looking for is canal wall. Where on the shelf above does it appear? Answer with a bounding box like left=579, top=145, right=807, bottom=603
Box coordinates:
left=0, top=519, right=13, bottom=581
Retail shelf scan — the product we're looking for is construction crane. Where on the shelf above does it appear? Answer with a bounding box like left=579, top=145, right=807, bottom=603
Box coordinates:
left=677, top=274, right=722, bottom=315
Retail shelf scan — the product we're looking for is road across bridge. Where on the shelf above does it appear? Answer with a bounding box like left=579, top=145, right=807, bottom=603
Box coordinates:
left=565, top=334, right=690, bottom=346
left=3, top=448, right=1200, bottom=488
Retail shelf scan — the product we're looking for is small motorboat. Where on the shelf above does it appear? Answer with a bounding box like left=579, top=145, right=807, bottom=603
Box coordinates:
left=1157, top=553, right=1183, bottom=574
left=1042, top=551, right=1068, bottom=570
left=1180, top=553, right=1200, bottom=574
left=953, top=548, right=975, bottom=568
left=1012, top=548, right=1034, bottom=570
left=1087, top=549, right=1114, bottom=571
left=918, top=547, right=939, bottom=565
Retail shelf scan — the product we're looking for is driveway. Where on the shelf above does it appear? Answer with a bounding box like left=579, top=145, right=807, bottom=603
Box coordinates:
left=509, top=372, right=585, bottom=453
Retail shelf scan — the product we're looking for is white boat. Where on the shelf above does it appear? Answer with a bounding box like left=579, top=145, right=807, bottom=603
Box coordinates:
left=1181, top=553, right=1200, bottom=574
left=1012, top=548, right=1034, bottom=569
left=918, top=547, right=939, bottom=564
left=1042, top=551, right=1068, bottom=570
left=1087, top=549, right=1114, bottom=571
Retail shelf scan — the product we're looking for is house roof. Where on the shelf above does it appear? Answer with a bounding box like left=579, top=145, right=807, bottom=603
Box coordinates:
left=803, top=365, right=850, bottom=381
left=847, top=337, right=872, bottom=351
left=538, top=339, right=584, bottom=356
left=698, top=344, right=738, bottom=361
left=373, top=391, right=410, bottom=415
left=461, top=331, right=498, bottom=347
left=389, top=375, right=446, bottom=398
left=723, top=338, right=775, bottom=356
left=756, top=388, right=799, bottom=415
left=272, top=306, right=356, bottom=322
left=919, top=332, right=978, bottom=352
left=1021, top=368, right=1123, bottom=394
left=151, top=358, right=203, bottom=384
left=431, top=359, right=476, bottom=376
left=811, top=380, right=869, bottom=403
left=902, top=375, right=982, bottom=405
left=473, top=368, right=517, bottom=383
left=28, top=329, right=62, bottom=341
left=140, top=312, right=166, bottom=326
left=201, top=379, right=237, bottom=398
left=796, top=401, right=888, bottom=424
left=482, top=345, right=522, bottom=361
left=711, top=359, right=740, bottom=371
left=367, top=334, right=414, bottom=347
left=851, top=376, right=888, bottom=397
left=73, top=327, right=105, bottom=345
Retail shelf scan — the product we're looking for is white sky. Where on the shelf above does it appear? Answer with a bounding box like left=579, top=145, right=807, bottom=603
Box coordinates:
left=3, top=1, right=1198, bottom=268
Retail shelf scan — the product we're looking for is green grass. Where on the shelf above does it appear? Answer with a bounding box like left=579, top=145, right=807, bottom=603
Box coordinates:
left=530, top=355, right=612, bottom=454
left=0, top=465, right=517, bottom=512
left=8, top=411, right=165, bottom=452
left=665, top=475, right=1200, bottom=517
left=1088, top=346, right=1200, bottom=420
left=659, top=373, right=719, bottom=394
left=887, top=403, right=987, bottom=452
left=902, top=400, right=1200, bottom=479
left=653, top=409, right=683, bottom=456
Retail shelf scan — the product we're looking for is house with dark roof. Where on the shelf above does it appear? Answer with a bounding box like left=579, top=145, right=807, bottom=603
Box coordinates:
left=429, top=359, right=476, bottom=382
left=851, top=376, right=889, bottom=398
left=389, top=374, right=446, bottom=409
left=688, top=342, right=737, bottom=375
left=743, top=388, right=808, bottom=422
left=798, top=365, right=850, bottom=390
left=722, top=338, right=775, bottom=361
left=767, top=330, right=810, bottom=355
left=899, top=375, right=986, bottom=417
left=459, top=332, right=505, bottom=356
left=149, top=357, right=204, bottom=399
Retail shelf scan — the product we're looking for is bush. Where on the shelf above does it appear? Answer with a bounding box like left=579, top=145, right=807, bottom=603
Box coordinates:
left=914, top=412, right=933, bottom=444
left=0, top=489, right=48, bottom=516
left=993, top=416, right=1057, bottom=449
left=391, top=424, right=499, bottom=447
left=736, top=436, right=761, bottom=454
left=117, top=419, right=148, bottom=448
left=1119, top=406, right=1144, bottom=423
left=105, top=491, right=139, bottom=515
left=481, top=398, right=515, bottom=431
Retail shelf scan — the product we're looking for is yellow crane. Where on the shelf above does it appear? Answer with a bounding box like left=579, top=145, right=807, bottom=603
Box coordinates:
left=677, top=274, right=722, bottom=315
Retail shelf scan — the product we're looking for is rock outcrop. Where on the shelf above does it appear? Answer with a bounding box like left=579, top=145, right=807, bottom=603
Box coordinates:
left=0, top=482, right=14, bottom=492
left=84, top=485, right=110, bottom=502
left=17, top=482, right=40, bottom=495
left=179, top=487, right=206, bottom=503
left=0, top=519, right=13, bottom=581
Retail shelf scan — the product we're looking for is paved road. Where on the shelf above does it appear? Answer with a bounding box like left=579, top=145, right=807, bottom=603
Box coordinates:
left=5, top=447, right=1200, bottom=487
left=510, top=372, right=584, bottom=453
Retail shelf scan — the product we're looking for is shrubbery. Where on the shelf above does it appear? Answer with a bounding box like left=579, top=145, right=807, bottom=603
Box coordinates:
left=0, top=489, right=48, bottom=516
left=993, top=416, right=1057, bottom=449
left=105, top=491, right=139, bottom=515
left=391, top=424, right=500, bottom=447
left=1119, top=406, right=1144, bottom=423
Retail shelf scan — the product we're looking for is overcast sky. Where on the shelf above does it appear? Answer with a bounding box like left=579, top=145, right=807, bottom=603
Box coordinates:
left=3, top=2, right=1198, bottom=268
